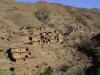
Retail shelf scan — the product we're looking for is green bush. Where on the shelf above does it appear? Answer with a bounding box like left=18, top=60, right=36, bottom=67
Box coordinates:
left=48, top=24, right=55, bottom=28
left=35, top=8, right=49, bottom=23
left=75, top=15, right=87, bottom=26
left=60, top=65, right=69, bottom=72
left=0, top=71, right=3, bottom=75
left=40, top=66, right=53, bottom=75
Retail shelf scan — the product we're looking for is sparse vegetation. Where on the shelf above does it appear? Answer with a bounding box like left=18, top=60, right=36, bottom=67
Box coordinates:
left=0, top=71, right=3, bottom=75
left=48, top=24, right=55, bottom=28
left=64, top=26, right=74, bottom=36
left=60, top=64, right=69, bottom=72
left=75, top=15, right=87, bottom=26
left=35, top=8, right=49, bottom=23
left=40, top=66, right=53, bottom=75
left=0, top=1, right=100, bottom=75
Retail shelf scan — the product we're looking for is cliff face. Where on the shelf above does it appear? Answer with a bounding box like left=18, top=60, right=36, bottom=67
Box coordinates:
left=0, top=1, right=100, bottom=75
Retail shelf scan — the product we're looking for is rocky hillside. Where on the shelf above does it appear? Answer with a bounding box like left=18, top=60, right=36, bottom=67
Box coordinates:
left=0, top=0, right=100, bottom=75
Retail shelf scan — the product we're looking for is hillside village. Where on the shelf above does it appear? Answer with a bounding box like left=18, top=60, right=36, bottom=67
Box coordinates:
left=0, top=0, right=100, bottom=75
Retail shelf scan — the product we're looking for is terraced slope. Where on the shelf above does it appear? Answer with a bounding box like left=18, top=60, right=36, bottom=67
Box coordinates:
left=0, top=0, right=100, bottom=75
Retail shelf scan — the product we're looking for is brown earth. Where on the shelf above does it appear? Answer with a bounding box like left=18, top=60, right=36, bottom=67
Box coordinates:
left=0, top=0, right=100, bottom=75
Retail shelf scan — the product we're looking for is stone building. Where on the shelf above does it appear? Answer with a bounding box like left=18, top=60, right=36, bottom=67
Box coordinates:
left=11, top=48, right=29, bottom=59
left=31, top=25, right=63, bottom=44
left=7, top=48, right=31, bottom=61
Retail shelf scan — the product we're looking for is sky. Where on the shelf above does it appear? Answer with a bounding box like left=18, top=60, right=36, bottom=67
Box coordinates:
left=16, top=0, right=100, bottom=9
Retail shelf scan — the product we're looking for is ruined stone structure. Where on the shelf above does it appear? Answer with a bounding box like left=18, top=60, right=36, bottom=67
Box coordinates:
left=11, top=48, right=30, bottom=59
left=7, top=48, right=31, bottom=61
left=6, top=25, right=63, bottom=61
left=32, top=25, right=63, bottom=44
